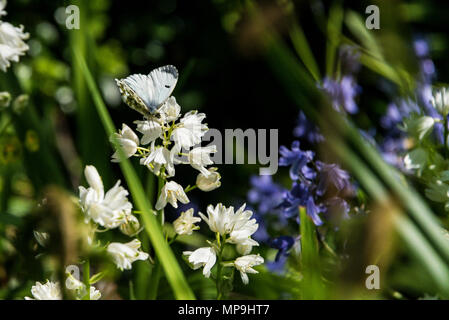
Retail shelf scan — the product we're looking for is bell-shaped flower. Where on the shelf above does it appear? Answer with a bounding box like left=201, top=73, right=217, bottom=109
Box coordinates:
left=134, top=119, right=162, bottom=145
left=140, top=143, right=175, bottom=177
left=226, top=204, right=259, bottom=247
left=79, top=165, right=133, bottom=229
left=173, top=208, right=201, bottom=235
left=233, top=254, right=264, bottom=285
left=183, top=247, right=216, bottom=278
left=111, top=124, right=139, bottom=162
left=25, top=280, right=62, bottom=300
left=188, top=146, right=217, bottom=176
left=171, top=110, right=207, bottom=150
left=196, top=167, right=221, bottom=192
left=107, top=239, right=149, bottom=271
left=0, top=10, right=29, bottom=72
left=159, top=96, right=181, bottom=123
left=198, top=203, right=235, bottom=236
left=155, top=181, right=189, bottom=210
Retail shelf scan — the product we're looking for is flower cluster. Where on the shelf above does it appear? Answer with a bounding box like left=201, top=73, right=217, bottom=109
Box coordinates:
left=320, top=45, right=361, bottom=114
left=25, top=278, right=101, bottom=300
left=0, top=0, right=29, bottom=72
left=182, top=203, right=264, bottom=286
left=79, top=165, right=148, bottom=270
left=279, top=141, right=353, bottom=226
left=110, top=96, right=221, bottom=211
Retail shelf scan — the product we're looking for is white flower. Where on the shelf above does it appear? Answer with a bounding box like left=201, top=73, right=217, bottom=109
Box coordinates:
left=88, top=286, right=102, bottom=300
left=65, top=273, right=101, bottom=300
left=196, top=167, right=221, bottom=192
left=0, top=0, right=6, bottom=17
left=199, top=203, right=259, bottom=247
left=0, top=1, right=29, bottom=72
left=140, top=143, right=175, bottom=177
left=431, top=87, right=449, bottom=116
left=107, top=239, right=149, bottom=271
left=198, top=203, right=234, bottom=236
left=404, top=148, right=428, bottom=172
left=173, top=208, right=201, bottom=235
left=135, top=119, right=162, bottom=145
left=155, top=181, right=189, bottom=210
left=402, top=116, right=435, bottom=140
left=25, top=280, right=62, bottom=300
left=159, top=96, right=181, bottom=123
left=171, top=110, right=208, bottom=150
left=119, top=214, right=141, bottom=236
left=236, top=243, right=254, bottom=255
left=183, top=247, right=216, bottom=278
left=234, top=254, right=264, bottom=285
left=111, top=124, right=139, bottom=162
left=79, top=165, right=133, bottom=229
left=226, top=204, right=259, bottom=247
left=188, top=146, right=217, bottom=176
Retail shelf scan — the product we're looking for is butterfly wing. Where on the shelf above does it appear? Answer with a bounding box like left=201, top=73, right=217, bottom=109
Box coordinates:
left=116, top=65, right=178, bottom=116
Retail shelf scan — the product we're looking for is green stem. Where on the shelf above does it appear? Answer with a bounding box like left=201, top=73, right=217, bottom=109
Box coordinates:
left=147, top=170, right=166, bottom=299
left=444, top=115, right=448, bottom=158
left=216, top=233, right=225, bottom=300
left=83, top=259, right=90, bottom=300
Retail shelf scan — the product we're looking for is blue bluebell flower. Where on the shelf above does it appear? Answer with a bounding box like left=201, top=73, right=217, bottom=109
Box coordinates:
left=322, top=76, right=360, bottom=114
left=269, top=236, right=296, bottom=262
left=316, top=161, right=352, bottom=196
left=279, top=141, right=315, bottom=180
left=293, top=111, right=324, bottom=144
left=247, top=175, right=285, bottom=214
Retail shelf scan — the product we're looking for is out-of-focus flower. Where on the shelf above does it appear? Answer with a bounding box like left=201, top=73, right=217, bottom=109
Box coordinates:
left=431, top=87, right=449, bottom=117
left=183, top=247, right=216, bottom=278
left=155, top=181, right=189, bottom=210
left=173, top=208, right=201, bottom=235
left=107, top=239, right=149, bottom=271
left=0, top=1, right=29, bottom=72
left=269, top=236, right=295, bottom=262
left=0, top=91, right=10, bottom=109
left=196, top=167, right=221, bottom=192
left=339, top=45, right=361, bottom=75
left=316, top=162, right=352, bottom=196
left=25, top=280, right=62, bottom=300
left=111, top=124, right=139, bottom=162
left=322, top=76, right=360, bottom=114
left=78, top=165, right=133, bottom=229
left=293, top=111, right=324, bottom=144
left=402, top=116, right=436, bottom=140
left=233, top=254, right=264, bottom=284
left=247, top=175, right=284, bottom=215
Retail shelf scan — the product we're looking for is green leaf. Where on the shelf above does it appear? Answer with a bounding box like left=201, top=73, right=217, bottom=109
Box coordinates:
left=299, top=207, right=325, bottom=299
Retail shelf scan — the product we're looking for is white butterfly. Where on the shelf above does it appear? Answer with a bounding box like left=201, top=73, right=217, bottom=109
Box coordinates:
left=116, top=65, right=179, bottom=117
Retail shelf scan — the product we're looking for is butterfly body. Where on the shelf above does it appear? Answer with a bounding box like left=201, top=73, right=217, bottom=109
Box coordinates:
left=116, top=65, right=179, bottom=117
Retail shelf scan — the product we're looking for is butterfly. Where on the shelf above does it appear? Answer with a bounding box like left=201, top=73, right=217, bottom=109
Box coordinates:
left=115, top=65, right=179, bottom=118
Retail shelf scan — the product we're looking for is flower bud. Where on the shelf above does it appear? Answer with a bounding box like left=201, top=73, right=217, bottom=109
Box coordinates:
left=12, top=94, right=29, bottom=114
left=119, top=214, right=141, bottom=236
left=196, top=167, right=221, bottom=192
left=0, top=91, right=11, bottom=110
